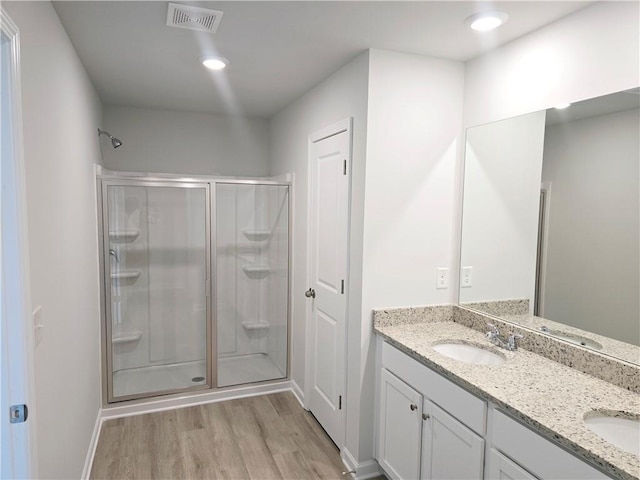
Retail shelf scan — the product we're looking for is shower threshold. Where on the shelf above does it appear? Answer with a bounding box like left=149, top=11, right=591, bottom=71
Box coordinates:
left=111, top=354, right=285, bottom=399
left=113, top=360, right=207, bottom=398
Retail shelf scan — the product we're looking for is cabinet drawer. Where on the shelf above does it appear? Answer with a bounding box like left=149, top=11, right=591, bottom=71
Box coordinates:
left=382, top=341, right=486, bottom=435
left=492, top=410, right=611, bottom=479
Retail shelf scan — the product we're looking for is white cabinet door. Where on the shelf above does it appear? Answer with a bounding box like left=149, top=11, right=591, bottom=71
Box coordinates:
left=378, top=368, right=423, bottom=480
left=421, top=400, right=485, bottom=480
left=487, top=449, right=538, bottom=480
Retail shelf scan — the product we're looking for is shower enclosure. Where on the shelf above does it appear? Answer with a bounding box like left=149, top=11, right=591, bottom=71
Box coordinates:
left=98, top=173, right=290, bottom=403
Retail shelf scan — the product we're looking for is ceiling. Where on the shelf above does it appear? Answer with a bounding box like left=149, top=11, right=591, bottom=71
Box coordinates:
left=53, top=1, right=592, bottom=118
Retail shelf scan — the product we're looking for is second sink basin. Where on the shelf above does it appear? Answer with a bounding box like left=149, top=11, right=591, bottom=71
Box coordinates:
left=432, top=342, right=506, bottom=365
left=584, top=411, right=640, bottom=456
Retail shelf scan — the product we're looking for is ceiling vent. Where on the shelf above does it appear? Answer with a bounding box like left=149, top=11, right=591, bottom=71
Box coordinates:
left=166, top=3, right=223, bottom=34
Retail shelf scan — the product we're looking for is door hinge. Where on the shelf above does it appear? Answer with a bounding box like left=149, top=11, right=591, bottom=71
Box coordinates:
left=339, top=395, right=342, bottom=410
left=341, top=279, right=344, bottom=294
left=10, top=404, right=28, bottom=424
left=343, top=159, right=347, bottom=175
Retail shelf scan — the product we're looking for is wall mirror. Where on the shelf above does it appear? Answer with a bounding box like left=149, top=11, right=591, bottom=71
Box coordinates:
left=459, top=88, right=640, bottom=366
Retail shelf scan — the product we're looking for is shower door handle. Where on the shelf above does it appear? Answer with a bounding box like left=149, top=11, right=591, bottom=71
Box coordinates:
left=305, top=288, right=316, bottom=299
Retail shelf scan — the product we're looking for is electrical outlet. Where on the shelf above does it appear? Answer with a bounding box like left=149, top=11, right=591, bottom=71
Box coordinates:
left=461, top=266, right=473, bottom=287
left=436, top=267, right=449, bottom=289
left=33, top=305, right=43, bottom=346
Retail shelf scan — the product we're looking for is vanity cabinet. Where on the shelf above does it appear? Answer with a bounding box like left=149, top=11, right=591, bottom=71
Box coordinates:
left=488, top=410, right=610, bottom=479
left=378, top=342, right=486, bottom=480
left=376, top=339, right=614, bottom=480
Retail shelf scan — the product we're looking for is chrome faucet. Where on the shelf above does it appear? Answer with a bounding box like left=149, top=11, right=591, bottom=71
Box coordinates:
left=486, top=323, right=523, bottom=351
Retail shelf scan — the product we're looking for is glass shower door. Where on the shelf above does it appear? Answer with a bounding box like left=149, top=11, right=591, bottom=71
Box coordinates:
left=102, top=181, right=210, bottom=402
left=215, top=183, right=289, bottom=387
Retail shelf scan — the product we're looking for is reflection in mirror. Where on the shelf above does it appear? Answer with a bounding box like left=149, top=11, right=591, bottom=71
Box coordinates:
left=459, top=88, right=640, bottom=366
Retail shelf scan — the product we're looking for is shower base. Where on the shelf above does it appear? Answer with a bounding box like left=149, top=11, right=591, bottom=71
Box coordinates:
left=112, top=354, right=285, bottom=399
left=218, top=353, right=285, bottom=387
left=113, top=360, right=207, bottom=398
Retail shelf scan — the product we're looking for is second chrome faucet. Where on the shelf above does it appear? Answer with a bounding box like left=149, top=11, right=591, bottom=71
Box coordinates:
left=486, top=323, right=523, bottom=351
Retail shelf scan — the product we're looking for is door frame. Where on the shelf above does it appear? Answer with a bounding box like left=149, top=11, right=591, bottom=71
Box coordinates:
left=304, top=117, right=353, bottom=446
left=0, top=8, right=37, bottom=478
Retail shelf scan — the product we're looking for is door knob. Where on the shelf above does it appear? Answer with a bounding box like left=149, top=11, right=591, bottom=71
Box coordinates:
left=410, top=404, right=418, bottom=411
left=305, top=288, right=316, bottom=298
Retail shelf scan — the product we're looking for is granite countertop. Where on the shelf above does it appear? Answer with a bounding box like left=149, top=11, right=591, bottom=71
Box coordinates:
left=374, top=320, right=640, bottom=480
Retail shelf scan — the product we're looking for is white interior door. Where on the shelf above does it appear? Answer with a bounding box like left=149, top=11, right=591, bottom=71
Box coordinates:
left=306, top=118, right=351, bottom=448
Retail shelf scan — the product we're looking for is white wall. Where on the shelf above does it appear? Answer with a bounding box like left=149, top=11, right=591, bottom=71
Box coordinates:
left=102, top=105, right=270, bottom=176
left=542, top=108, right=639, bottom=344
left=463, top=2, right=640, bottom=128
left=356, top=49, right=465, bottom=463
left=269, top=52, right=370, bottom=399
left=457, top=0, right=640, bottom=308
left=3, top=2, right=103, bottom=478
left=460, top=111, right=546, bottom=306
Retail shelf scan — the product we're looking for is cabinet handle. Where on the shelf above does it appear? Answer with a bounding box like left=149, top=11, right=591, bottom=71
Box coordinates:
left=422, top=413, right=430, bottom=420
left=410, top=404, right=417, bottom=411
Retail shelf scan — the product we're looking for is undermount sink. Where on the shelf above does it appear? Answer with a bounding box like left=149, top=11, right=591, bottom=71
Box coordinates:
left=584, top=410, right=640, bottom=456
left=432, top=342, right=506, bottom=366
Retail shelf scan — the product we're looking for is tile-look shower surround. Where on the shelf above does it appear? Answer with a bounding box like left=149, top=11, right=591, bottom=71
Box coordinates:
left=373, top=304, right=640, bottom=480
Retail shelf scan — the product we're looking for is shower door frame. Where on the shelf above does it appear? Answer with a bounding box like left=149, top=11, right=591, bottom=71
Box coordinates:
left=211, top=179, right=293, bottom=387
left=98, top=178, right=213, bottom=404
left=98, top=172, right=292, bottom=405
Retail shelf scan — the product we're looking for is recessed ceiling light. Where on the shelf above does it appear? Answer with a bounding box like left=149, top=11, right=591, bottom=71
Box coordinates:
left=465, top=11, right=509, bottom=32
left=200, top=56, right=229, bottom=71
left=554, top=103, right=572, bottom=110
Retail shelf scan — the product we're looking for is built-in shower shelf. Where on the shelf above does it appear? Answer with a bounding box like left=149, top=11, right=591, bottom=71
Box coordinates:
left=242, top=265, right=270, bottom=278
left=241, top=321, right=270, bottom=331
left=111, top=270, right=142, bottom=283
left=108, top=230, right=140, bottom=243
left=112, top=331, right=143, bottom=345
left=242, top=230, right=271, bottom=241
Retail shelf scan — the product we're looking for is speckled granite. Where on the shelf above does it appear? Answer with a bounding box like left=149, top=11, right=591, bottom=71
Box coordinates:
left=372, top=304, right=453, bottom=328
left=455, top=307, right=640, bottom=393
left=461, top=298, right=530, bottom=316
left=374, top=321, right=640, bottom=480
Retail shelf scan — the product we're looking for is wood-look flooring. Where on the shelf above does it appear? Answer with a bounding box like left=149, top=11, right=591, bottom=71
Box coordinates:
left=90, top=392, right=349, bottom=479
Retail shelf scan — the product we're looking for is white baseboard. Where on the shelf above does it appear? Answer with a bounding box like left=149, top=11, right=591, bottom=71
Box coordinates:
left=290, top=378, right=305, bottom=408
left=81, top=408, right=103, bottom=480
left=341, top=447, right=381, bottom=480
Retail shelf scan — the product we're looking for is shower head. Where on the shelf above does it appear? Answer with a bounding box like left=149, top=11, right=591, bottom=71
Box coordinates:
left=98, top=129, right=123, bottom=149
